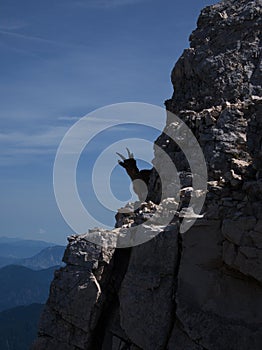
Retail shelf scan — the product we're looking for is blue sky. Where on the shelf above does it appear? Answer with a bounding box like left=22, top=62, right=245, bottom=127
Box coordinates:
left=0, top=0, right=217, bottom=244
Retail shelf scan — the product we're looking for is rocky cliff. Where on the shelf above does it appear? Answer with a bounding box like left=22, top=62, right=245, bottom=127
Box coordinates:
left=33, top=0, right=262, bottom=349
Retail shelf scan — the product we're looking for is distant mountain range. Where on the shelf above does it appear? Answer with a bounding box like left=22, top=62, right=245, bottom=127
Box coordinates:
left=0, top=237, right=66, bottom=347
left=0, top=236, right=57, bottom=259
left=18, top=245, right=65, bottom=270
left=0, top=236, right=65, bottom=269
left=0, top=237, right=65, bottom=312
left=0, top=303, right=44, bottom=350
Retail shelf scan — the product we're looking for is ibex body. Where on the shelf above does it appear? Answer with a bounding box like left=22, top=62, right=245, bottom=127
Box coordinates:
left=117, top=148, right=151, bottom=202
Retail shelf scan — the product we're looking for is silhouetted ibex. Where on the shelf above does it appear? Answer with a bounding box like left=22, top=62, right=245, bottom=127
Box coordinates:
left=117, top=148, right=152, bottom=202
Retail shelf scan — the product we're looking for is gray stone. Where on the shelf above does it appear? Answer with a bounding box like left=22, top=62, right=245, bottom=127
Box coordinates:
left=32, top=236, right=115, bottom=349
left=176, top=221, right=262, bottom=349
left=33, top=1, right=262, bottom=349
left=167, top=321, right=204, bottom=350
left=119, top=228, right=179, bottom=350
left=222, top=217, right=256, bottom=245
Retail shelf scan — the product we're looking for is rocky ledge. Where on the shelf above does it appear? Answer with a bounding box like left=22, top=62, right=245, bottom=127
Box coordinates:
left=33, top=0, right=262, bottom=349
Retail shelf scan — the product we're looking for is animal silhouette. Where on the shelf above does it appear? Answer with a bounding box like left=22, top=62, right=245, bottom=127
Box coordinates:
left=116, top=148, right=152, bottom=202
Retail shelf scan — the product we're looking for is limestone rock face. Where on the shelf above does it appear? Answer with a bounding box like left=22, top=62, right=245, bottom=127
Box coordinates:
left=32, top=234, right=116, bottom=350
left=167, top=0, right=262, bottom=113
left=119, top=227, right=179, bottom=350
left=33, top=0, right=262, bottom=349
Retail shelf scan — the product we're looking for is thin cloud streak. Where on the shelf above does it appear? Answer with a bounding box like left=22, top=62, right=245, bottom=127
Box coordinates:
left=74, top=0, right=148, bottom=9
left=58, top=116, right=81, bottom=122
left=0, top=20, right=26, bottom=31
left=0, top=126, right=68, bottom=147
left=0, top=126, right=68, bottom=165
left=0, top=119, right=133, bottom=163
left=0, top=29, right=89, bottom=50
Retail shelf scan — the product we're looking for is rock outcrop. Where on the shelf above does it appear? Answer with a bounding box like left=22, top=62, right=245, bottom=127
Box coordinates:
left=33, top=0, right=262, bottom=349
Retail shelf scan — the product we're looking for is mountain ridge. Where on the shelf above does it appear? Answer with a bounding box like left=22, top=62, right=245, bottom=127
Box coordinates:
left=0, top=303, right=44, bottom=350
left=0, top=265, right=58, bottom=312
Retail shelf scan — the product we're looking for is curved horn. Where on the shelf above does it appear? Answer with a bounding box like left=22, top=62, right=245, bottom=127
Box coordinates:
left=116, top=152, right=126, bottom=161
left=126, top=148, right=134, bottom=158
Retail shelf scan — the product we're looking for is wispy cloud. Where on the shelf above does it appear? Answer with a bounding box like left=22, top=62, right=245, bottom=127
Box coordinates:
left=0, top=117, right=134, bottom=165
left=38, top=228, right=46, bottom=235
left=0, top=126, right=69, bottom=166
left=58, top=116, right=81, bottom=122
left=74, top=0, right=148, bottom=9
left=0, top=29, right=89, bottom=50
left=0, top=14, right=95, bottom=54
left=0, top=19, right=26, bottom=31
left=0, top=29, right=57, bottom=45
left=0, top=126, right=68, bottom=148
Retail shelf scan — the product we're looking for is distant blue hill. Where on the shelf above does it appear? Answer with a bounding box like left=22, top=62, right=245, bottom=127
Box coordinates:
left=0, top=237, right=23, bottom=243
left=0, top=303, right=44, bottom=350
left=0, top=237, right=65, bottom=269
left=0, top=265, right=58, bottom=311
left=18, top=245, right=65, bottom=270
left=0, top=236, right=57, bottom=259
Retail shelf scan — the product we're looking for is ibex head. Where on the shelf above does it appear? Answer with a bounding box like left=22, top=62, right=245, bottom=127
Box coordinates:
left=117, top=148, right=153, bottom=202
left=116, top=148, right=139, bottom=179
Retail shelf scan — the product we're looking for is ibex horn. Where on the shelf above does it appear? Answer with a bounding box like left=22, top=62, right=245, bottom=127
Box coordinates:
left=126, top=148, right=134, bottom=158
left=116, top=152, right=126, bottom=161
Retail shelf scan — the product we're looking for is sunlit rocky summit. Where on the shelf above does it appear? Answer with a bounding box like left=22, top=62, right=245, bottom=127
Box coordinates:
left=33, top=0, right=262, bottom=349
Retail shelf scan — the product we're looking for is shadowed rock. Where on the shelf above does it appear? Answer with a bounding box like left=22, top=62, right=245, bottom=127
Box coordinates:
left=32, top=1, right=262, bottom=349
